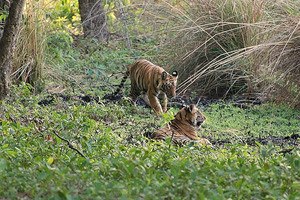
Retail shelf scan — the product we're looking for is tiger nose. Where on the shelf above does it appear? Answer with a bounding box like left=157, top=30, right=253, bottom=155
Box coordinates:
left=168, top=91, right=176, bottom=98
left=197, top=120, right=204, bottom=126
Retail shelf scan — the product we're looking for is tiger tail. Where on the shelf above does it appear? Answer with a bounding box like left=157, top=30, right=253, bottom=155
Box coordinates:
left=114, top=69, right=130, bottom=96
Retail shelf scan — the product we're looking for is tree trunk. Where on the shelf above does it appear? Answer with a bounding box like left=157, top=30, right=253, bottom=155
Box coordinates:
left=0, top=0, right=26, bottom=100
left=78, top=0, right=109, bottom=42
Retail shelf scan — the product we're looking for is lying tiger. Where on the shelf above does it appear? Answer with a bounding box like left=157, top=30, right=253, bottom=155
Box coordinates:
left=114, top=59, right=178, bottom=114
left=148, top=104, right=211, bottom=146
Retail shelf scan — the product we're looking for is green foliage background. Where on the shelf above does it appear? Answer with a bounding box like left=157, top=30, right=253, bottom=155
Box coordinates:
left=1, top=0, right=300, bottom=199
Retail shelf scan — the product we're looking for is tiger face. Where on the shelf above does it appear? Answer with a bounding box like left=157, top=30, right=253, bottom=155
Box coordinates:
left=175, top=104, right=206, bottom=129
left=148, top=104, right=210, bottom=145
left=161, top=71, right=178, bottom=98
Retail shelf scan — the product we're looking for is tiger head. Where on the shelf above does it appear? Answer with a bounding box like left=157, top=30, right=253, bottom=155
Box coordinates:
left=175, top=104, right=206, bottom=128
left=161, top=71, right=178, bottom=98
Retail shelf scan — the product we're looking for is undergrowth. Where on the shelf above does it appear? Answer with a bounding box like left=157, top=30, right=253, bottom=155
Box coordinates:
left=44, top=31, right=159, bottom=97
left=1, top=80, right=300, bottom=199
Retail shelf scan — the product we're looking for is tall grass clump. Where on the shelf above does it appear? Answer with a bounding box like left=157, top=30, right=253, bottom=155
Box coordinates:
left=11, top=0, right=48, bottom=90
left=152, top=0, right=300, bottom=107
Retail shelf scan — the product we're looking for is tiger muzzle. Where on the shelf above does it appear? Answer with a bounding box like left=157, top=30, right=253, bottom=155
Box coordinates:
left=166, top=91, right=176, bottom=98
left=196, top=120, right=205, bottom=126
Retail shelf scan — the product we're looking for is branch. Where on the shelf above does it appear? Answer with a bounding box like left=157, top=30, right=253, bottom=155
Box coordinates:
left=53, top=130, right=87, bottom=159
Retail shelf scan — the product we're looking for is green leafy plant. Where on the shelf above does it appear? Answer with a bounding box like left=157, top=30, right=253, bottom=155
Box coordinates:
left=1, top=81, right=300, bottom=199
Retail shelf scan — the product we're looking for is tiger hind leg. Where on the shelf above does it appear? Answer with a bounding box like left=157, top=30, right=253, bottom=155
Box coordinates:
left=130, top=86, right=140, bottom=108
left=142, top=94, right=150, bottom=107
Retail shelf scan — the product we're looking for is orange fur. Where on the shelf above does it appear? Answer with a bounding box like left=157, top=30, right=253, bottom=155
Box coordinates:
left=115, top=60, right=178, bottom=114
left=149, top=104, right=211, bottom=146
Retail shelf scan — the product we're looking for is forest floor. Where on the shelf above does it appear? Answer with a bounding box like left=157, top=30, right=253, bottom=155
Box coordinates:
left=1, top=38, right=300, bottom=199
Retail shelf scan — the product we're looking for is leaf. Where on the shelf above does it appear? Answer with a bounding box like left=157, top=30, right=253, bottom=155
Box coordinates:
left=66, top=194, right=75, bottom=200
left=105, top=127, right=112, bottom=134
left=0, top=159, right=7, bottom=172
left=6, top=150, right=17, bottom=156
left=48, top=157, right=54, bottom=165
left=57, top=190, right=67, bottom=200
left=165, top=137, right=172, bottom=145
left=37, top=173, right=49, bottom=181
left=99, top=69, right=108, bottom=77
left=0, top=13, right=7, bottom=21
left=135, top=8, right=143, bottom=15
left=108, top=12, right=116, bottom=21
left=98, top=64, right=106, bottom=69
left=88, top=69, right=94, bottom=76
left=94, top=69, right=100, bottom=79
left=261, top=149, right=267, bottom=157
left=123, top=0, right=131, bottom=5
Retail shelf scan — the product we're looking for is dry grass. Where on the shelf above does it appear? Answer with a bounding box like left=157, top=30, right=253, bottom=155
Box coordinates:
left=11, top=0, right=48, bottom=89
left=145, top=0, right=300, bottom=107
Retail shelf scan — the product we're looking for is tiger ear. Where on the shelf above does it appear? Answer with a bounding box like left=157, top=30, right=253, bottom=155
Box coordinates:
left=162, top=71, right=167, bottom=80
left=187, top=104, right=196, bottom=113
left=172, top=71, right=178, bottom=77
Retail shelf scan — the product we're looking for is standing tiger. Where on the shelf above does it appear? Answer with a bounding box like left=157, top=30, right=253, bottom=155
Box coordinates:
left=114, top=59, right=178, bottom=114
left=147, top=104, right=211, bottom=146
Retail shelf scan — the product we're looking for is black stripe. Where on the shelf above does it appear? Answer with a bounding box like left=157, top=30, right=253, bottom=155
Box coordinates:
left=136, top=74, right=141, bottom=89
left=114, top=70, right=129, bottom=95
left=135, top=66, right=143, bottom=86
left=153, top=81, right=158, bottom=94
left=185, top=111, right=188, bottom=121
left=187, top=119, right=193, bottom=125
left=135, top=67, right=143, bottom=88
left=140, top=66, right=147, bottom=88
left=179, top=112, right=183, bottom=120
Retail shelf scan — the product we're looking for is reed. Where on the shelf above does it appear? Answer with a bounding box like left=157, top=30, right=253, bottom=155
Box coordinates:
left=11, top=0, right=48, bottom=90
left=150, top=0, right=300, bottom=107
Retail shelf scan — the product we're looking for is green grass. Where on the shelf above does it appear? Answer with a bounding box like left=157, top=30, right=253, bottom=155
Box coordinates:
left=1, top=81, right=300, bottom=199
left=44, top=33, right=159, bottom=96
left=203, top=103, right=300, bottom=138
left=1, top=29, right=300, bottom=199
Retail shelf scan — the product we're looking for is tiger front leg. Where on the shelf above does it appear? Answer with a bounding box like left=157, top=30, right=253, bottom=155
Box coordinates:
left=147, top=90, right=163, bottom=115
left=158, top=93, right=168, bottom=112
